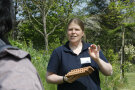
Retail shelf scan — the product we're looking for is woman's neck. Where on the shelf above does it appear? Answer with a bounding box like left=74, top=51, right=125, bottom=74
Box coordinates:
left=69, top=41, right=82, bottom=55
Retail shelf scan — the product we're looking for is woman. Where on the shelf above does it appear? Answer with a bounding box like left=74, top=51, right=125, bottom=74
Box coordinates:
left=46, top=18, right=113, bottom=90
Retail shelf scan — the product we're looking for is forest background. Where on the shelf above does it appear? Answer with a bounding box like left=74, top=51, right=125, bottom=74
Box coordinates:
left=10, top=0, right=135, bottom=90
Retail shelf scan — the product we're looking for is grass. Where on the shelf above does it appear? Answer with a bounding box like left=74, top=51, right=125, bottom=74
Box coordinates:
left=118, top=64, right=135, bottom=90
left=118, top=72, right=135, bottom=90
left=127, top=73, right=135, bottom=89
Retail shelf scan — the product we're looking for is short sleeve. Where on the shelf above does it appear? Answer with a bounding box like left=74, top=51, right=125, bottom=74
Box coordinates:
left=47, top=49, right=60, bottom=74
left=99, top=50, right=108, bottom=63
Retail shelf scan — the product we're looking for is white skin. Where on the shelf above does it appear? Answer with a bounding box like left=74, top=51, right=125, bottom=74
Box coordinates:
left=46, top=21, right=113, bottom=84
left=88, top=44, right=113, bottom=76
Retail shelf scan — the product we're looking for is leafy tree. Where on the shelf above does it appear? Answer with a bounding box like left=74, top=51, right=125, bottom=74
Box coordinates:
left=85, top=0, right=135, bottom=79
left=85, top=0, right=109, bottom=14
left=17, top=0, right=84, bottom=53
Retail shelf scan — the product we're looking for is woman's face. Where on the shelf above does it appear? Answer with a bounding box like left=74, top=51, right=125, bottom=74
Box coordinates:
left=67, top=22, right=84, bottom=44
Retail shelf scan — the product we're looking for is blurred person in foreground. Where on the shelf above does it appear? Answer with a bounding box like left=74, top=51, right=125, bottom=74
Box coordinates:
left=46, top=18, right=113, bottom=90
left=0, top=0, right=44, bottom=89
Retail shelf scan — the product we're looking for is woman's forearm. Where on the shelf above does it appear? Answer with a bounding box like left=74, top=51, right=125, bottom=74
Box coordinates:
left=96, top=58, right=113, bottom=76
left=46, top=72, right=64, bottom=84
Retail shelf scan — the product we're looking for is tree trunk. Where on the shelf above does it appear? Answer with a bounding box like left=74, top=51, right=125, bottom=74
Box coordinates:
left=43, top=13, right=48, bottom=52
left=120, top=25, right=125, bottom=79
left=42, top=0, right=49, bottom=54
left=12, top=0, right=18, bottom=40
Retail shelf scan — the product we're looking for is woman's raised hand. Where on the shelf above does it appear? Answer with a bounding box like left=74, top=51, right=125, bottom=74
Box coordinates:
left=88, top=44, right=100, bottom=62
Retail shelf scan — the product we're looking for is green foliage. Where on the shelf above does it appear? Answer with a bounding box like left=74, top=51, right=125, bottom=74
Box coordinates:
left=124, top=61, right=133, bottom=72
left=101, top=2, right=122, bottom=29
left=124, top=44, right=135, bottom=61
left=18, top=20, right=45, bottom=49
left=18, top=0, right=82, bottom=51
left=12, top=0, right=135, bottom=89
left=100, top=61, right=128, bottom=90
left=128, top=64, right=135, bottom=72
left=104, top=49, right=119, bottom=63
left=48, top=38, right=61, bottom=54
left=100, top=49, right=128, bottom=90
left=85, top=0, right=108, bottom=14
left=86, top=0, right=135, bottom=56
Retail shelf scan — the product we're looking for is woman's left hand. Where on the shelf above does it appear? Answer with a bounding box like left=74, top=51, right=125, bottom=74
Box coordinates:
left=88, top=44, right=100, bottom=62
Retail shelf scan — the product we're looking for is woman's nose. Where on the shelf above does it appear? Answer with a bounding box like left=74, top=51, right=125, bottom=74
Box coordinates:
left=72, top=29, right=76, bottom=33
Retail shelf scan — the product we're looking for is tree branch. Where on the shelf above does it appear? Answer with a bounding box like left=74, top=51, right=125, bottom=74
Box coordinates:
left=47, top=23, right=62, bottom=36
left=23, top=1, right=44, bottom=37
left=23, top=1, right=43, bottom=26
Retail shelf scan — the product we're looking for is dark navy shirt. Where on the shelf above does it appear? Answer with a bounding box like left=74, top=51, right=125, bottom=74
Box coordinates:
left=47, top=41, right=108, bottom=90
